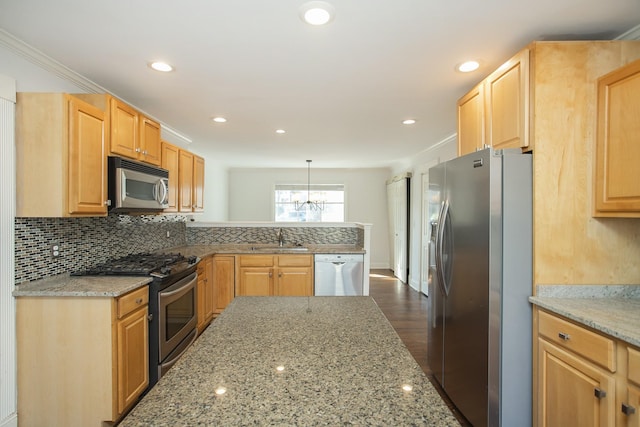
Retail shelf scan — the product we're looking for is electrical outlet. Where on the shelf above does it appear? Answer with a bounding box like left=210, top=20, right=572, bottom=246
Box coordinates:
left=51, top=244, right=60, bottom=258
left=166, top=231, right=171, bottom=238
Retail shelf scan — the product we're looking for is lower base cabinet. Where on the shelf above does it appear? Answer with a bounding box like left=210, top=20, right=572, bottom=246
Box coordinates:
left=196, top=256, right=214, bottom=333
left=535, top=308, right=640, bottom=427
left=213, top=255, right=235, bottom=316
left=236, top=254, right=313, bottom=296
left=16, top=286, right=149, bottom=427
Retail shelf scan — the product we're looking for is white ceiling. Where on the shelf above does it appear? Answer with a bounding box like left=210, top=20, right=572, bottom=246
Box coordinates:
left=0, top=1, right=639, bottom=169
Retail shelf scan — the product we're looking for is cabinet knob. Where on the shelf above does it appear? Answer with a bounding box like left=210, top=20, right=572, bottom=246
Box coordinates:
left=558, top=332, right=571, bottom=341
left=104, top=200, right=111, bottom=206
left=278, top=272, right=282, bottom=278
left=135, top=147, right=141, bottom=153
left=622, top=403, right=636, bottom=416
left=135, top=298, right=143, bottom=304
left=594, top=388, right=607, bottom=399
left=269, top=271, right=273, bottom=278
left=143, top=150, right=148, bottom=155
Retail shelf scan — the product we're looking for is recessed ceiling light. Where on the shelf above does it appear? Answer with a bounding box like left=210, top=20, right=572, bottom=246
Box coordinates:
left=149, top=61, right=174, bottom=72
left=212, top=117, right=227, bottom=123
left=276, top=129, right=286, bottom=134
left=300, top=1, right=335, bottom=26
left=456, top=60, right=480, bottom=73
left=402, top=119, right=416, bottom=125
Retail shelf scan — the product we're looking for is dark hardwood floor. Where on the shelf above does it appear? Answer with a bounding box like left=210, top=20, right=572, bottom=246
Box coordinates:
left=368, top=269, right=471, bottom=426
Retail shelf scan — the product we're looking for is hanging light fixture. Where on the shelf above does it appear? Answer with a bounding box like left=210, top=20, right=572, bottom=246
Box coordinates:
left=295, top=160, right=325, bottom=211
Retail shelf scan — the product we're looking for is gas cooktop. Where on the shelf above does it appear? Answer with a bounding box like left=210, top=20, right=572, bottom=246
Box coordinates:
left=71, top=252, right=198, bottom=278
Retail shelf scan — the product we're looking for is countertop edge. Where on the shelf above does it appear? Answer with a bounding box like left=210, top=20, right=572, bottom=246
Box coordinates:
left=13, top=274, right=152, bottom=298
left=529, top=296, right=640, bottom=348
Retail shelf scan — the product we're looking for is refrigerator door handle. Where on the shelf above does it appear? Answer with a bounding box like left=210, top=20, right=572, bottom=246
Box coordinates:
left=435, top=199, right=451, bottom=296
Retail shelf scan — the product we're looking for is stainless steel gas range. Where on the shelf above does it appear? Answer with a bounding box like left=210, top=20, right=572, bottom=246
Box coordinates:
left=72, top=252, right=200, bottom=389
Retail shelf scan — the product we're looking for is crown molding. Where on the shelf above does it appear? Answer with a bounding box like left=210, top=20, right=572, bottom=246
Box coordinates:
left=0, top=28, right=192, bottom=145
left=617, top=24, right=640, bottom=40
left=0, top=29, right=105, bottom=93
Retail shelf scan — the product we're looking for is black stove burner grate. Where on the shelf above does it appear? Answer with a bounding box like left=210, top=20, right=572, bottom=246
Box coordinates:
left=71, top=252, right=186, bottom=277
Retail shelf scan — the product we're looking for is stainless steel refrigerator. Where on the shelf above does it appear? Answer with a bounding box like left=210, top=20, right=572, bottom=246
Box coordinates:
left=427, top=148, right=532, bottom=427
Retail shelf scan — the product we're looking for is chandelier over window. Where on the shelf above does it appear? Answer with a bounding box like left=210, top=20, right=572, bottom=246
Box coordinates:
left=295, top=160, right=325, bottom=211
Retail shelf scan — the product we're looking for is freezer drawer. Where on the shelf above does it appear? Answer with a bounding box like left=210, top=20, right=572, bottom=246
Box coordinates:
left=314, top=254, right=364, bottom=296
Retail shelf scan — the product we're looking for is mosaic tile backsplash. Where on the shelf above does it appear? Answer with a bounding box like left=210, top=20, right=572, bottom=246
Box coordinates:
left=15, top=214, right=187, bottom=284
left=15, top=217, right=365, bottom=284
left=186, top=226, right=361, bottom=246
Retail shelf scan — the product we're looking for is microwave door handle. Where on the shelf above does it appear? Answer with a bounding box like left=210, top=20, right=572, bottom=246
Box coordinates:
left=156, top=180, right=168, bottom=204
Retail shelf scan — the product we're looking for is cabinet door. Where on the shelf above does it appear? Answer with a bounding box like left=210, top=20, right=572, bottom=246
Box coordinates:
left=457, top=82, right=484, bottom=156
left=117, top=306, right=149, bottom=415
left=213, top=256, right=235, bottom=315
left=178, top=150, right=194, bottom=212
left=623, top=385, right=640, bottom=427
left=161, top=141, right=179, bottom=212
left=594, top=58, right=640, bottom=216
left=193, top=155, right=205, bottom=212
left=67, top=97, right=108, bottom=215
left=203, top=257, right=214, bottom=321
left=538, top=339, right=615, bottom=427
left=139, top=115, right=162, bottom=166
left=485, top=49, right=529, bottom=150
left=275, top=267, right=313, bottom=296
left=109, top=98, right=139, bottom=159
left=238, top=267, right=272, bottom=296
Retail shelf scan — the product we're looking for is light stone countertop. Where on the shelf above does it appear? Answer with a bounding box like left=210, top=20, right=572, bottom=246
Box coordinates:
left=167, top=243, right=365, bottom=259
left=120, top=297, right=461, bottom=426
left=12, top=274, right=152, bottom=297
left=529, top=286, right=640, bottom=347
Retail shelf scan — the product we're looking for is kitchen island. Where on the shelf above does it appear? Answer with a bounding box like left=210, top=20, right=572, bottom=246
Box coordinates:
left=120, top=296, right=460, bottom=426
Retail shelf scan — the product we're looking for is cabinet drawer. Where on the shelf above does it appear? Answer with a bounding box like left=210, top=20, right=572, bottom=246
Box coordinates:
left=239, top=255, right=274, bottom=267
left=117, top=287, right=149, bottom=319
left=277, top=255, right=312, bottom=267
left=629, top=347, right=640, bottom=386
left=538, top=310, right=616, bottom=372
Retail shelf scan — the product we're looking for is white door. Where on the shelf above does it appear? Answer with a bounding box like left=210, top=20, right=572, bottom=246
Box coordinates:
left=387, top=177, right=408, bottom=283
left=420, top=160, right=438, bottom=295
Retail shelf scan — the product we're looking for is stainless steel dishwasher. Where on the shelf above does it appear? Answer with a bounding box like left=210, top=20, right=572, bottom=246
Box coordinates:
left=314, top=254, right=364, bottom=296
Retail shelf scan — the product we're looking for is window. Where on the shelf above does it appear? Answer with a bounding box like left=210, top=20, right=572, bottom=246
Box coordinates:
left=275, top=184, right=344, bottom=222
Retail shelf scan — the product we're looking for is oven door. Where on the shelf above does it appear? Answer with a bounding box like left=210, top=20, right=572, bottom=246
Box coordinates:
left=158, top=272, right=198, bottom=364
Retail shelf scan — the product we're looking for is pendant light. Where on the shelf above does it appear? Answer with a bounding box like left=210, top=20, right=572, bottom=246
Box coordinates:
left=295, top=160, right=325, bottom=211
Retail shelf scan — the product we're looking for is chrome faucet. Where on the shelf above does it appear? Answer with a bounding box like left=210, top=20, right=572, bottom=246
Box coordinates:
left=277, top=228, right=284, bottom=247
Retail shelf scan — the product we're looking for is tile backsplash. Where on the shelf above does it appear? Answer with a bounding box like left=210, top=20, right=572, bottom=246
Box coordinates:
left=15, top=214, right=187, bottom=284
left=186, top=226, right=361, bottom=246
left=15, top=218, right=365, bottom=285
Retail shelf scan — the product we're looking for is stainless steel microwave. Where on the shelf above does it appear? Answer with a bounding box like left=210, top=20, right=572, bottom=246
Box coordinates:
left=108, top=156, right=169, bottom=213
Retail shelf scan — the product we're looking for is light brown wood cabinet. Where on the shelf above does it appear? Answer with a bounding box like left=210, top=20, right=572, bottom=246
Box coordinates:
left=535, top=308, right=640, bottom=427
left=76, top=94, right=162, bottom=166
left=161, top=141, right=205, bottom=213
left=197, top=256, right=215, bottom=333
left=236, top=254, right=313, bottom=296
left=161, top=140, right=180, bottom=212
left=594, top=58, right=640, bottom=217
left=213, top=255, right=235, bottom=316
left=16, top=286, right=149, bottom=426
left=457, top=82, right=485, bottom=156
left=16, top=93, right=108, bottom=217
left=457, top=48, right=529, bottom=155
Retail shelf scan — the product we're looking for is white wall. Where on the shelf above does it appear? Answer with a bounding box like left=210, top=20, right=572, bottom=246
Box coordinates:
left=390, top=135, right=458, bottom=291
left=226, top=167, right=391, bottom=269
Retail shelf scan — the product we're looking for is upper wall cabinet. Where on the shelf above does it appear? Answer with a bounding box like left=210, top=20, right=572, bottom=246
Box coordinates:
left=77, top=94, right=162, bottom=166
left=457, top=82, right=485, bottom=156
left=457, top=49, right=530, bottom=156
left=162, top=141, right=205, bottom=214
left=16, top=93, right=108, bottom=217
left=594, top=58, right=640, bottom=217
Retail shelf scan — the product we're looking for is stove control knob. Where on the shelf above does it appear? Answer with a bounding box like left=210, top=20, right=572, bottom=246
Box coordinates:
left=160, top=266, right=171, bottom=275
left=188, top=256, right=197, bottom=264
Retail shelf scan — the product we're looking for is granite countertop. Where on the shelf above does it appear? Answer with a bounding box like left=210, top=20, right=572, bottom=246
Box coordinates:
left=12, top=273, right=152, bottom=297
left=529, top=285, right=640, bottom=348
left=167, top=244, right=366, bottom=259
left=120, top=297, right=460, bottom=426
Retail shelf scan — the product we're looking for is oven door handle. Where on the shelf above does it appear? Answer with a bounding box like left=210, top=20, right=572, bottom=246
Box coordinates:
left=159, top=272, right=197, bottom=298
